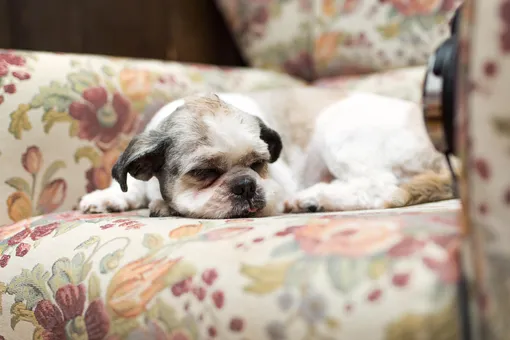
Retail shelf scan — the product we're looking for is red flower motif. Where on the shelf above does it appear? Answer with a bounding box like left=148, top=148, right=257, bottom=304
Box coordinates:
left=0, top=255, right=10, bottom=268
left=473, top=158, right=491, bottom=180
left=38, top=179, right=67, bottom=214
left=212, top=290, right=225, bottom=309
left=505, top=189, right=510, bottom=205
left=34, top=284, right=109, bottom=340
left=275, top=226, right=300, bottom=237
left=479, top=203, right=488, bottom=215
left=15, top=242, right=31, bottom=257
left=202, top=268, right=218, bottom=286
left=69, top=87, right=138, bottom=150
left=171, top=278, right=193, bottom=297
left=13, top=71, right=31, bottom=80
left=229, top=317, right=244, bottom=332
left=502, top=29, right=510, bottom=52
left=99, top=219, right=145, bottom=231
left=4, top=84, right=16, bottom=94
left=115, top=219, right=144, bottom=230
left=0, top=52, right=30, bottom=105
left=392, top=273, right=411, bottom=287
left=100, top=223, right=115, bottom=230
left=502, top=0, right=510, bottom=21
left=0, top=63, right=8, bottom=77
left=22, top=146, right=43, bottom=174
left=367, top=288, right=383, bottom=302
left=192, top=286, right=207, bottom=301
left=423, top=255, right=459, bottom=283
left=387, top=237, right=425, bottom=257
left=7, top=228, right=31, bottom=246
left=0, top=53, right=26, bottom=66
left=484, top=61, right=498, bottom=77
left=383, top=0, right=453, bottom=16
left=208, top=326, right=217, bottom=337
left=30, top=222, right=59, bottom=241
left=430, top=234, right=458, bottom=249
left=252, top=6, right=269, bottom=24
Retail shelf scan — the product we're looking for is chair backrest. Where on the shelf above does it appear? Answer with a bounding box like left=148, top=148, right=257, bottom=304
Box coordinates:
left=216, top=0, right=459, bottom=81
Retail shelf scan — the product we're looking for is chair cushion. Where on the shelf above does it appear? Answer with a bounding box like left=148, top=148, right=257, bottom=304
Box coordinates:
left=0, top=201, right=460, bottom=339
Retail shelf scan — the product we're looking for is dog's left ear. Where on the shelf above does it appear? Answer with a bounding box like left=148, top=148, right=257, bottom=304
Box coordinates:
left=256, top=118, right=282, bottom=163
left=112, top=130, right=172, bottom=192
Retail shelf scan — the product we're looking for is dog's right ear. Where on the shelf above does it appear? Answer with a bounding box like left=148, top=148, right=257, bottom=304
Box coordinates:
left=112, top=130, right=172, bottom=192
left=256, top=117, right=282, bottom=163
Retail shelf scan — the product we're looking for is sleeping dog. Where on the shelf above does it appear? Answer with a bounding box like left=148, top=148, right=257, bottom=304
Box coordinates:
left=79, top=89, right=457, bottom=218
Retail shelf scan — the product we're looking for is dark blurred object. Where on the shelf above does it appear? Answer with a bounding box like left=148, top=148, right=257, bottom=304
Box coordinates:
left=422, top=4, right=461, bottom=156
left=0, top=0, right=10, bottom=47
left=423, top=6, right=472, bottom=340
left=0, top=0, right=245, bottom=66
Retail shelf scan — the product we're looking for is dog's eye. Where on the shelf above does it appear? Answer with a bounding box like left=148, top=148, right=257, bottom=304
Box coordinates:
left=188, top=168, right=220, bottom=181
left=250, top=161, right=266, bottom=173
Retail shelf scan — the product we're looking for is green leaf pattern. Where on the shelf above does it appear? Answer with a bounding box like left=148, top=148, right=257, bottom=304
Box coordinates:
left=4, top=177, right=31, bottom=196
left=7, top=264, right=51, bottom=310
left=48, top=253, right=88, bottom=295
left=40, top=160, right=66, bottom=190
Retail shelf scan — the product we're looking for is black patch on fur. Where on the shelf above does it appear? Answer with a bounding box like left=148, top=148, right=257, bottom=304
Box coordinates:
left=256, top=117, right=282, bottom=163
left=112, top=130, right=172, bottom=192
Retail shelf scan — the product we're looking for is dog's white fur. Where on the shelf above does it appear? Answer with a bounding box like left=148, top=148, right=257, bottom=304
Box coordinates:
left=80, top=91, right=450, bottom=216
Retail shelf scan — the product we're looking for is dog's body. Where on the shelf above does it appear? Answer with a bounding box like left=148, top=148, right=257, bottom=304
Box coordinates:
left=79, top=89, right=456, bottom=218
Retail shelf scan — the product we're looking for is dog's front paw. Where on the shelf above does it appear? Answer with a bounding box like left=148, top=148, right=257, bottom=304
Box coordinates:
left=284, top=191, right=323, bottom=214
left=79, top=190, right=130, bottom=214
left=149, top=199, right=181, bottom=217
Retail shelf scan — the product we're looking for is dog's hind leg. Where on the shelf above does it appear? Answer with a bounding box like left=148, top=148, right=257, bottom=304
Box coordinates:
left=384, top=170, right=457, bottom=208
left=285, top=172, right=401, bottom=213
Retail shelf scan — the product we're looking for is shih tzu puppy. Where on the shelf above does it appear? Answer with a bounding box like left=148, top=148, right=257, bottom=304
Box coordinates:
left=79, top=89, right=457, bottom=218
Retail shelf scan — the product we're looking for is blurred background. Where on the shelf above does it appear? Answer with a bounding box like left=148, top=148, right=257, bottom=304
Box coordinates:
left=0, top=0, right=245, bottom=66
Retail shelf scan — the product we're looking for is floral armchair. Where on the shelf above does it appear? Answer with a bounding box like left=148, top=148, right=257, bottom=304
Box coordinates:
left=0, top=1, right=474, bottom=339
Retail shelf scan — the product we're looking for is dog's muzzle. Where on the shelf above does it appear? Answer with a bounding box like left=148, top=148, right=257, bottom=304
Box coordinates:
left=230, top=176, right=257, bottom=200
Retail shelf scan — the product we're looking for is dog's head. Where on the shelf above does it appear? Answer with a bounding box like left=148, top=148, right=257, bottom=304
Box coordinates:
left=111, top=93, right=282, bottom=218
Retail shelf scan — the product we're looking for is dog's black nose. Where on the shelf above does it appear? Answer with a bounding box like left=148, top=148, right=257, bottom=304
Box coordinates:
left=231, top=176, right=256, bottom=199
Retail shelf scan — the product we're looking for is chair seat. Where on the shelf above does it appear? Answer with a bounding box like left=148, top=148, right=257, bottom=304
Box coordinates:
left=0, top=200, right=460, bottom=339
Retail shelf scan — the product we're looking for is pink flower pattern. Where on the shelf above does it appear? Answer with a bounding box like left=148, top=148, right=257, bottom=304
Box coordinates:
left=0, top=52, right=32, bottom=104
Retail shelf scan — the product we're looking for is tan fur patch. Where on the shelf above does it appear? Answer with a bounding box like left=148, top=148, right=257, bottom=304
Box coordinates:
left=257, top=163, right=269, bottom=179
left=184, top=93, right=230, bottom=116
left=385, top=160, right=461, bottom=208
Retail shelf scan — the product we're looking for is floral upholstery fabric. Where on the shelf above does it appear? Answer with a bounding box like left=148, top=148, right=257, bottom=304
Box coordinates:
left=0, top=201, right=460, bottom=339
left=0, top=26, right=464, bottom=337
left=216, top=0, right=458, bottom=80
left=458, top=0, right=510, bottom=338
left=0, top=50, right=304, bottom=227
